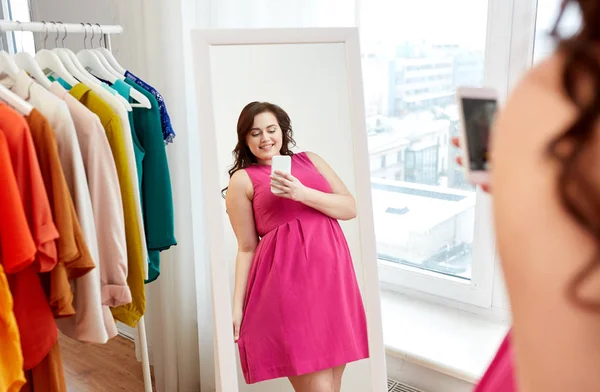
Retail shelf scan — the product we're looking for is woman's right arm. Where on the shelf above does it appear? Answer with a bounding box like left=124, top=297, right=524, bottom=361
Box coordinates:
left=226, top=170, right=258, bottom=341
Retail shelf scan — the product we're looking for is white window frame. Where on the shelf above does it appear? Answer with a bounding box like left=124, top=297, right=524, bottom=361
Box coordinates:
left=0, top=0, right=35, bottom=54
left=0, top=0, right=12, bottom=52
left=365, top=0, right=540, bottom=308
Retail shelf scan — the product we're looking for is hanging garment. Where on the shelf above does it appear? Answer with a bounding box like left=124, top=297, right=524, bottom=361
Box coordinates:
left=109, top=80, right=144, bottom=202
left=0, top=131, right=36, bottom=274
left=0, top=97, right=57, bottom=273
left=125, top=71, right=176, bottom=144
left=0, top=265, right=25, bottom=392
left=125, top=80, right=177, bottom=283
left=50, top=82, right=129, bottom=307
left=103, top=80, right=150, bottom=281
left=0, top=132, right=29, bottom=391
left=69, top=83, right=146, bottom=327
left=26, top=108, right=96, bottom=318
left=110, top=79, right=177, bottom=282
left=5, top=71, right=111, bottom=344
left=21, top=342, right=66, bottom=392
left=104, top=81, right=152, bottom=295
left=105, top=91, right=150, bottom=282
left=51, top=82, right=132, bottom=342
left=48, top=75, right=149, bottom=281
left=0, top=102, right=58, bottom=370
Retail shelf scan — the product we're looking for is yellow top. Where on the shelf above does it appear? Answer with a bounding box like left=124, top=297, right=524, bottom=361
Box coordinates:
left=70, top=83, right=145, bottom=327
left=0, top=264, right=26, bottom=392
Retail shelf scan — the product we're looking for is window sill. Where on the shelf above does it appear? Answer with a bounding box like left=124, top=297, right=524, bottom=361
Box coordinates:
left=381, top=290, right=509, bottom=384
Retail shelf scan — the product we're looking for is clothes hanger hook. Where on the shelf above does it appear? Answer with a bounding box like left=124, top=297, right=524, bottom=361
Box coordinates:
left=96, top=23, right=104, bottom=48
left=41, top=21, right=49, bottom=50
left=58, top=21, right=67, bottom=48
left=87, top=23, right=95, bottom=49
left=51, top=21, right=60, bottom=48
left=16, top=21, right=24, bottom=51
left=80, top=22, right=88, bottom=49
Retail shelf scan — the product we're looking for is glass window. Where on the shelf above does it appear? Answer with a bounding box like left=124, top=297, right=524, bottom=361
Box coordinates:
left=533, top=0, right=581, bottom=64
left=2, top=0, right=35, bottom=54
left=360, top=0, right=487, bottom=281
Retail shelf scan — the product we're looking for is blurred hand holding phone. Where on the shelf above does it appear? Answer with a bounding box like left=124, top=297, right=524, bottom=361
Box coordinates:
left=456, top=86, right=498, bottom=187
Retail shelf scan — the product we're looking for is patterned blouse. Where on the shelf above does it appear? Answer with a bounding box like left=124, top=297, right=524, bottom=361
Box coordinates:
left=125, top=71, right=176, bottom=145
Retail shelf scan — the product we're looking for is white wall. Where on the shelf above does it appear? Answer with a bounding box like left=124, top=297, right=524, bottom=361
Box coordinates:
left=29, top=0, right=119, bottom=51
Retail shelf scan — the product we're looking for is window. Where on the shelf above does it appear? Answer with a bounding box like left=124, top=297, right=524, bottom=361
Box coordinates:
left=0, top=0, right=35, bottom=54
left=360, top=0, right=524, bottom=307
left=533, top=0, right=581, bottom=64
left=360, top=0, right=576, bottom=307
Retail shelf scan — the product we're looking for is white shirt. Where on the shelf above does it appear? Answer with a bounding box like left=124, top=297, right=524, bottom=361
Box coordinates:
left=5, top=71, right=112, bottom=343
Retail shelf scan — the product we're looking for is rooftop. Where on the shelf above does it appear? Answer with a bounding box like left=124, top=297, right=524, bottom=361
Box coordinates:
left=371, top=178, right=476, bottom=236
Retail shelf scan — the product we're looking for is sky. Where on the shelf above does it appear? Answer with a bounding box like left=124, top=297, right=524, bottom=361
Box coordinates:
left=360, top=0, right=489, bottom=50
left=359, top=0, right=572, bottom=52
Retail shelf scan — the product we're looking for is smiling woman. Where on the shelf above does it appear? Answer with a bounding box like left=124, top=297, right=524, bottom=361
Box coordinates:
left=224, top=100, right=369, bottom=391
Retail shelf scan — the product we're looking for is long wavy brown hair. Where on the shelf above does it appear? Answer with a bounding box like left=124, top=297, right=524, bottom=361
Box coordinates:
left=221, top=101, right=297, bottom=197
left=547, top=0, right=600, bottom=310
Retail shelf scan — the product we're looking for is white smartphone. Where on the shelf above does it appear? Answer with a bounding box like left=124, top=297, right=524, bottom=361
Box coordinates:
left=271, top=155, right=292, bottom=194
left=456, top=86, right=498, bottom=185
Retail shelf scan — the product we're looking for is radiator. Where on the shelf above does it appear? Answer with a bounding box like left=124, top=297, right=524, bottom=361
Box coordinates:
left=388, top=378, right=426, bottom=392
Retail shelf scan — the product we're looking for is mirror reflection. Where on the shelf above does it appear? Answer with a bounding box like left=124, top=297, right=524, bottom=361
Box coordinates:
left=208, top=42, right=379, bottom=391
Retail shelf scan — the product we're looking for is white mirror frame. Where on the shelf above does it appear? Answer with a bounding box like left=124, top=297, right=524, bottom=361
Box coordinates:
left=190, top=27, right=387, bottom=392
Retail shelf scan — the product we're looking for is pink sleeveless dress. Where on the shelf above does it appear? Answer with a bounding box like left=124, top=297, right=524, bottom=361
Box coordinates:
left=475, top=331, right=517, bottom=392
left=237, top=152, right=369, bottom=384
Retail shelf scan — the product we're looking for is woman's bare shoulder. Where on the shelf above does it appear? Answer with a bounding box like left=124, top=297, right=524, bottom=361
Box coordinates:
left=493, top=53, right=577, bottom=151
left=229, top=169, right=254, bottom=199
left=230, top=168, right=251, bottom=184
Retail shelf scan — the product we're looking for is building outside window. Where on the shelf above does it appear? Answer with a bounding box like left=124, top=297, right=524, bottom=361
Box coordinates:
left=360, top=0, right=577, bottom=307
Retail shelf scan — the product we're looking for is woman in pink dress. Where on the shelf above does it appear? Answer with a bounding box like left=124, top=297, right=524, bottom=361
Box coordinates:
left=223, top=101, right=369, bottom=391
left=467, top=1, right=600, bottom=390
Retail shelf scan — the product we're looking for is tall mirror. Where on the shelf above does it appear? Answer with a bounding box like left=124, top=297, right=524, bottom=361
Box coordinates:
left=191, top=28, right=386, bottom=392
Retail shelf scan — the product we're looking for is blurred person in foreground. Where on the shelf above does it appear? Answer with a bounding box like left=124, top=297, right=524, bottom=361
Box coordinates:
left=458, top=1, right=600, bottom=391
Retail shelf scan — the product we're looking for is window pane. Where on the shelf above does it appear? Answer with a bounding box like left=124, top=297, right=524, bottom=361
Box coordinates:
left=533, top=0, right=581, bottom=64
left=6, top=0, right=35, bottom=54
left=360, top=0, right=488, bottom=281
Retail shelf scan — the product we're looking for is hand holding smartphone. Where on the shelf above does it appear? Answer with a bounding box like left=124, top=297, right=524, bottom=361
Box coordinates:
left=271, top=155, right=292, bottom=194
left=456, top=86, right=498, bottom=186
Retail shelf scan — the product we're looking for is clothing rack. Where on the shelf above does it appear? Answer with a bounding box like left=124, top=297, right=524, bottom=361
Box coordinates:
left=0, top=21, right=122, bottom=50
left=0, top=20, right=153, bottom=392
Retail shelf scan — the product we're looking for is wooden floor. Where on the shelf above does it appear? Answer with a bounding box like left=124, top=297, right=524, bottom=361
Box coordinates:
left=59, top=333, right=156, bottom=392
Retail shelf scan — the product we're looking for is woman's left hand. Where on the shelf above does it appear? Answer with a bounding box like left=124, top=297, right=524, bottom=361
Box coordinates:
left=270, top=171, right=309, bottom=202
